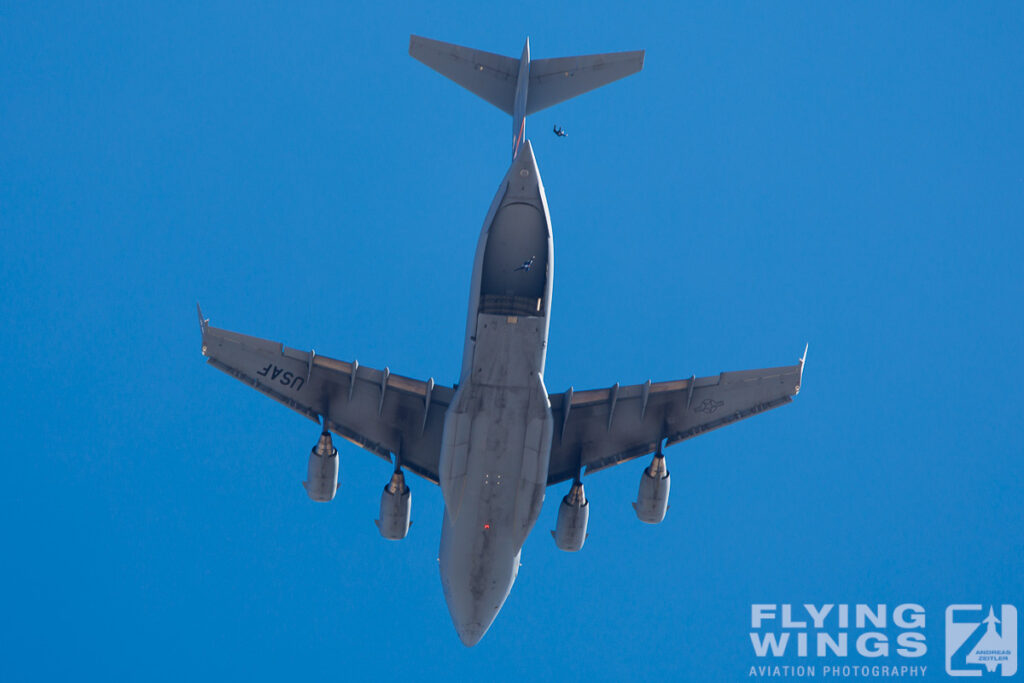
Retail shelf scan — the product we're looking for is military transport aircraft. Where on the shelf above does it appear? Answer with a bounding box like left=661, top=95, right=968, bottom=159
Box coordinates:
left=198, top=35, right=805, bottom=647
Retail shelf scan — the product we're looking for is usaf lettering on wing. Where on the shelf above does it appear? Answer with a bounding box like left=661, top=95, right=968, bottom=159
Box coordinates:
left=257, top=363, right=305, bottom=391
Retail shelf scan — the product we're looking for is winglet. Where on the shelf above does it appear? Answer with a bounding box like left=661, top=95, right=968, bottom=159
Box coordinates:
left=795, top=343, right=808, bottom=395
left=197, top=304, right=210, bottom=356
left=197, top=303, right=209, bottom=334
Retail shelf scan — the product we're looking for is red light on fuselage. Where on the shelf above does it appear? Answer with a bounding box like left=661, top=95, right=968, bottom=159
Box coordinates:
left=484, top=524, right=490, bottom=529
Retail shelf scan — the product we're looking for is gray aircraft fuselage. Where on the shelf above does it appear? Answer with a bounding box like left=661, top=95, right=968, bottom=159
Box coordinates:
left=437, top=140, right=554, bottom=646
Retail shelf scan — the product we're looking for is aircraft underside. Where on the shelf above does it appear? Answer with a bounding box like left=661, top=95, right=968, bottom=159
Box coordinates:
left=198, top=34, right=804, bottom=647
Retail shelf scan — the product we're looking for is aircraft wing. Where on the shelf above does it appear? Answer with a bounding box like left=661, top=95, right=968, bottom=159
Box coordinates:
left=198, top=308, right=451, bottom=484
left=545, top=354, right=805, bottom=485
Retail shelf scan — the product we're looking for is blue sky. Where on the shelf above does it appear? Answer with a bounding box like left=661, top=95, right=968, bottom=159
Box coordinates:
left=2, top=2, right=1022, bottom=681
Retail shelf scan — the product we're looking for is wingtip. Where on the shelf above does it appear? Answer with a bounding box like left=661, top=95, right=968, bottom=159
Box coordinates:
left=795, top=343, right=808, bottom=396
left=197, top=304, right=210, bottom=357
left=196, top=303, right=208, bottom=332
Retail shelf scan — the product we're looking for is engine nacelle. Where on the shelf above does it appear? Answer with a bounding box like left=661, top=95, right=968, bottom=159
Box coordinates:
left=633, top=453, right=670, bottom=524
left=551, top=481, right=589, bottom=552
left=303, top=431, right=339, bottom=502
left=375, top=470, right=412, bottom=540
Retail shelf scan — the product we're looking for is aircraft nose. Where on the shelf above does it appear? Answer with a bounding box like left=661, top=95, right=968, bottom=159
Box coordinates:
left=446, top=595, right=501, bottom=647
left=438, top=512, right=520, bottom=647
left=455, top=621, right=486, bottom=648
left=441, top=569, right=505, bottom=647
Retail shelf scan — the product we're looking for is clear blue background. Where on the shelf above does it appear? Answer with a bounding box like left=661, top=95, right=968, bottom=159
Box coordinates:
left=2, top=3, right=1022, bottom=681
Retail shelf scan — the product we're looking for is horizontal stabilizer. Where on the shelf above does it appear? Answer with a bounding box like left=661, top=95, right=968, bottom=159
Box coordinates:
left=410, top=35, right=644, bottom=158
left=409, top=35, right=518, bottom=114
left=527, top=51, right=645, bottom=114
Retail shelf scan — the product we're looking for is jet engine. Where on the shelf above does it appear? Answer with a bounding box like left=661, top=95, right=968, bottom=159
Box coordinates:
left=633, top=453, right=670, bottom=524
left=303, top=431, right=339, bottom=502
left=551, top=480, right=589, bottom=551
left=375, top=470, right=412, bottom=540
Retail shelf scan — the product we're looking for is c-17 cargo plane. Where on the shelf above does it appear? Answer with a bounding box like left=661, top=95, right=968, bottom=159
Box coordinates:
left=198, top=35, right=805, bottom=646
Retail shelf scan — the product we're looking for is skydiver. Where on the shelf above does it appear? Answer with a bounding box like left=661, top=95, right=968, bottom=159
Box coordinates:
left=514, top=256, right=536, bottom=272
left=553, top=125, right=567, bottom=137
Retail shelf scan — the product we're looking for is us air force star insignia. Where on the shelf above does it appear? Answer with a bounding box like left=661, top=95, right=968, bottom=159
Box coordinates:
left=694, top=398, right=724, bottom=414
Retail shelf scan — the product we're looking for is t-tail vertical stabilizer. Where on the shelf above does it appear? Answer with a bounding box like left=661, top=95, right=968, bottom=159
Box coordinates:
left=409, top=35, right=644, bottom=158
